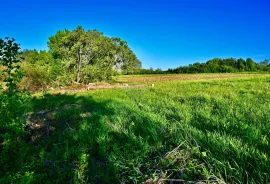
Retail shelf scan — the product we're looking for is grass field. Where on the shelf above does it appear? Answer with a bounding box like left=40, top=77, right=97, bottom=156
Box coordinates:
left=1, top=74, right=270, bottom=183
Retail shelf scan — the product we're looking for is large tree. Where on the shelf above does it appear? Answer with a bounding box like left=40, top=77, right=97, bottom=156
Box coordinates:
left=47, top=26, right=141, bottom=83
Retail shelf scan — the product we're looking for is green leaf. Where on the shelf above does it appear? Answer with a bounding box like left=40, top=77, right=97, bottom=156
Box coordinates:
left=202, top=152, right=207, bottom=157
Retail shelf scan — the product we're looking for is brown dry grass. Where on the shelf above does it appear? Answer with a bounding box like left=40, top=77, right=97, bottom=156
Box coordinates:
left=116, top=73, right=270, bottom=83
left=49, top=83, right=147, bottom=95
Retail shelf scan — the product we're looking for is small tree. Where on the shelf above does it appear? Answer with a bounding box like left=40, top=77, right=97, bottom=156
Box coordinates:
left=0, top=38, right=32, bottom=178
left=0, top=37, right=31, bottom=128
left=0, top=37, right=23, bottom=94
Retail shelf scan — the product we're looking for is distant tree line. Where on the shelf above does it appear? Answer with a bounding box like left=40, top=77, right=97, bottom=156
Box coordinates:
left=0, top=26, right=142, bottom=91
left=136, top=58, right=270, bottom=74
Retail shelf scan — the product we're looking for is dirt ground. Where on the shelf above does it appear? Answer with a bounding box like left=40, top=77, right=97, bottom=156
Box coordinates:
left=50, top=83, right=147, bottom=94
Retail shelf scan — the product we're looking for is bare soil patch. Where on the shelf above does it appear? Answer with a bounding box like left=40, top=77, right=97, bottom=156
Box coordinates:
left=24, top=104, right=82, bottom=144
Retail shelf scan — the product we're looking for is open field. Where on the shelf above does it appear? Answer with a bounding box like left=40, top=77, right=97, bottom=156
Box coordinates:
left=115, top=73, right=270, bottom=83
left=1, top=74, right=270, bottom=183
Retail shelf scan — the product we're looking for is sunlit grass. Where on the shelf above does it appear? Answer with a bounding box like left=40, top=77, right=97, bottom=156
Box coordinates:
left=1, top=75, right=270, bottom=183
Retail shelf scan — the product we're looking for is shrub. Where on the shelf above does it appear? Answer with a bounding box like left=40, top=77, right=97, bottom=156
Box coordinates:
left=0, top=37, right=31, bottom=156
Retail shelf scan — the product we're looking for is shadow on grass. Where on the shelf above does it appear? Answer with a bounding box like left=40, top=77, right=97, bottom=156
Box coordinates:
left=0, top=93, right=169, bottom=183
left=2, top=90, right=269, bottom=183
left=5, top=93, right=119, bottom=183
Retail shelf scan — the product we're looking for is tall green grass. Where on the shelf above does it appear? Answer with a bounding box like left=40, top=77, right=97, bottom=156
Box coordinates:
left=1, top=76, right=269, bottom=183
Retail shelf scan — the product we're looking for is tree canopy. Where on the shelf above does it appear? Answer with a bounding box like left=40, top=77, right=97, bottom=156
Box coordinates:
left=47, top=26, right=141, bottom=83
left=140, top=57, right=270, bottom=75
left=14, top=26, right=142, bottom=91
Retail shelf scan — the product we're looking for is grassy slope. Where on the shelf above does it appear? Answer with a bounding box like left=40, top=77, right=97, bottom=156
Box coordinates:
left=1, top=75, right=270, bottom=183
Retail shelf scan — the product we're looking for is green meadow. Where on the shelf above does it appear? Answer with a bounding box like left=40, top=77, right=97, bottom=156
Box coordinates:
left=1, top=75, right=270, bottom=183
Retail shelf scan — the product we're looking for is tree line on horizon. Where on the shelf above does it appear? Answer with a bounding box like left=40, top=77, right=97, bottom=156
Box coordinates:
left=1, top=26, right=270, bottom=92
left=137, top=57, right=270, bottom=74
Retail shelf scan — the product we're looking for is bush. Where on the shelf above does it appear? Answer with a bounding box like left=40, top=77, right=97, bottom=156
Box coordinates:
left=20, top=63, right=50, bottom=92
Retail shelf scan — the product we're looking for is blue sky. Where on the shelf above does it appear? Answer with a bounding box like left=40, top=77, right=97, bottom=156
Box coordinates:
left=0, top=0, right=269, bottom=69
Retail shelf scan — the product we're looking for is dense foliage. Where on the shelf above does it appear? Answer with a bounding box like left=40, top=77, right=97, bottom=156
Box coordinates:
left=137, top=57, right=270, bottom=74
left=167, top=58, right=270, bottom=74
left=19, top=49, right=61, bottom=92
left=0, top=37, right=30, bottom=124
left=0, top=38, right=31, bottom=173
left=49, top=26, right=141, bottom=79
left=17, top=26, right=141, bottom=91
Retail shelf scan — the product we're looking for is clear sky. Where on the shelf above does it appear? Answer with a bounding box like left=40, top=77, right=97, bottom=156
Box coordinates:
left=0, top=0, right=269, bottom=69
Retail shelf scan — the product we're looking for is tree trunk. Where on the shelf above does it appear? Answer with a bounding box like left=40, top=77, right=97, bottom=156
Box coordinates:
left=77, top=72, right=80, bottom=83
left=76, top=49, right=81, bottom=83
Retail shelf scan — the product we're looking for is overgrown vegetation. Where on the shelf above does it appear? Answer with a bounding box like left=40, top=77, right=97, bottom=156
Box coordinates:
left=16, top=26, right=141, bottom=91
